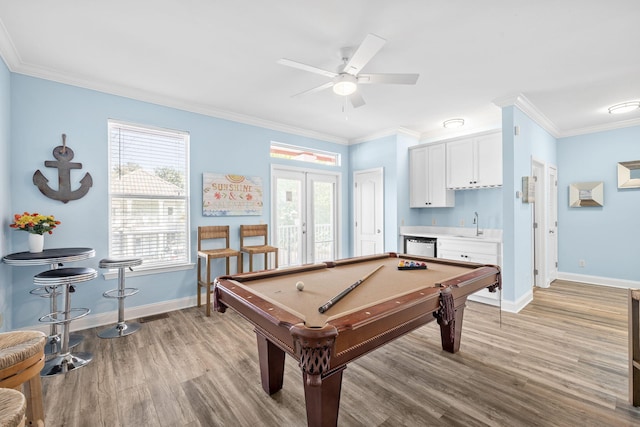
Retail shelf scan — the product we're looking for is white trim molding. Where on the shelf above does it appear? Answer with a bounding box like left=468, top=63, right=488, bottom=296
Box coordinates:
left=493, top=94, right=561, bottom=138
left=558, top=272, right=640, bottom=289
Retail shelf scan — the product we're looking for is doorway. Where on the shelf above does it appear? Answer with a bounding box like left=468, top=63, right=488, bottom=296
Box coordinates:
left=547, top=165, right=559, bottom=282
left=531, top=159, right=559, bottom=288
left=272, top=166, right=340, bottom=267
left=353, top=168, right=384, bottom=256
left=532, top=159, right=545, bottom=288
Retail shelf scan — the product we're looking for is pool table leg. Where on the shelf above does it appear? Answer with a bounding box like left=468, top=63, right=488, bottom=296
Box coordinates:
left=256, top=331, right=286, bottom=394
left=438, top=298, right=467, bottom=353
left=302, top=366, right=345, bottom=427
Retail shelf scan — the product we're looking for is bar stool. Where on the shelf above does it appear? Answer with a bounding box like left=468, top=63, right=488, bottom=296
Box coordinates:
left=0, top=330, right=46, bottom=427
left=97, top=257, right=143, bottom=338
left=29, top=278, right=83, bottom=356
left=197, top=226, right=239, bottom=316
left=35, top=267, right=97, bottom=376
left=0, top=388, right=26, bottom=427
left=239, top=224, right=278, bottom=273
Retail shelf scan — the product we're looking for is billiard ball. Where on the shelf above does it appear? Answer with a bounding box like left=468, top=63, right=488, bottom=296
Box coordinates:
left=296, top=281, right=305, bottom=291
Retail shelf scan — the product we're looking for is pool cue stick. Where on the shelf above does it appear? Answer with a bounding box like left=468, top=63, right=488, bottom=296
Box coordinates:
left=318, top=264, right=384, bottom=314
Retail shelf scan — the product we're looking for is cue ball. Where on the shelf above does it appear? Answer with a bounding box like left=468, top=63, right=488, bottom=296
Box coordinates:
left=296, top=281, right=305, bottom=291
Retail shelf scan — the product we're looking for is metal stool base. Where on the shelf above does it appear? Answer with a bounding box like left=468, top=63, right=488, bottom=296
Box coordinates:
left=97, top=322, right=141, bottom=339
left=44, top=333, right=83, bottom=356
left=41, top=351, right=93, bottom=376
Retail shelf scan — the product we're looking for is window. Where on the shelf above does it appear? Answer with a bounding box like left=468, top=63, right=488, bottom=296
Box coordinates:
left=270, top=142, right=340, bottom=166
left=108, top=120, right=190, bottom=269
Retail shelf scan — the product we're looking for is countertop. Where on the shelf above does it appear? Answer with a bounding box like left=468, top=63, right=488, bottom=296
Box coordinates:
left=400, top=226, right=503, bottom=243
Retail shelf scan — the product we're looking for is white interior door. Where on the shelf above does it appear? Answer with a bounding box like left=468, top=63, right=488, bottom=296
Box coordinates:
left=354, top=168, right=384, bottom=256
left=547, top=166, right=559, bottom=282
left=532, top=160, right=545, bottom=287
left=272, top=166, right=339, bottom=266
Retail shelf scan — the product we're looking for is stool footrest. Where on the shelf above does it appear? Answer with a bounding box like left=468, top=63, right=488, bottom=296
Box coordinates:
left=103, top=287, right=139, bottom=299
left=29, top=286, right=62, bottom=298
left=39, top=308, right=91, bottom=324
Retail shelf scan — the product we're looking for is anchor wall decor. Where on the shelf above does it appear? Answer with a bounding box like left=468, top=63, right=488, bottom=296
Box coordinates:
left=33, top=133, right=93, bottom=203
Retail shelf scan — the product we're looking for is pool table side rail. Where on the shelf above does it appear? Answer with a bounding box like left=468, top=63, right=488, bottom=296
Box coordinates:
left=439, top=265, right=502, bottom=299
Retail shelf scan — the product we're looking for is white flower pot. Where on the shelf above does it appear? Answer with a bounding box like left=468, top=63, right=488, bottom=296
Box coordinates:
left=28, top=233, right=44, bottom=253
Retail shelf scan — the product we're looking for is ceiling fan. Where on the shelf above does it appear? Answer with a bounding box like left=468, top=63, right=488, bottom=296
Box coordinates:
left=277, top=33, right=419, bottom=108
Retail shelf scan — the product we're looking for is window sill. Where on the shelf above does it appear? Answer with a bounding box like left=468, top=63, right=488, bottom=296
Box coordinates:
left=102, top=262, right=195, bottom=280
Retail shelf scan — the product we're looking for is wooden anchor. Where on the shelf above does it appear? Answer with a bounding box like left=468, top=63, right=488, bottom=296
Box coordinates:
left=33, top=134, right=93, bottom=203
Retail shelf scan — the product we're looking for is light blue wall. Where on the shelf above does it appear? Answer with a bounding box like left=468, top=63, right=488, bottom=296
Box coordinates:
left=557, top=126, right=640, bottom=280
left=349, top=134, right=399, bottom=252
left=7, top=74, right=350, bottom=329
left=502, top=106, right=557, bottom=304
left=396, top=132, right=417, bottom=248
left=0, top=58, right=10, bottom=332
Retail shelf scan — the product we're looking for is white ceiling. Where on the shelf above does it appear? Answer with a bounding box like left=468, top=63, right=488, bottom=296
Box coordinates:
left=1, top=1, right=639, bottom=144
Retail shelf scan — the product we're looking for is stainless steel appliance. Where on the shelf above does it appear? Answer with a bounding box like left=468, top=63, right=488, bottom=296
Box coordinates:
left=404, top=236, right=437, bottom=257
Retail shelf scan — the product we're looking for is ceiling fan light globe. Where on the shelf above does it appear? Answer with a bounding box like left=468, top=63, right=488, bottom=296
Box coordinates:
left=333, top=74, right=358, bottom=96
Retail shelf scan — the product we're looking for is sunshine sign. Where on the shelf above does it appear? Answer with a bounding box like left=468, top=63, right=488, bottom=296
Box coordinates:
left=203, top=173, right=263, bottom=216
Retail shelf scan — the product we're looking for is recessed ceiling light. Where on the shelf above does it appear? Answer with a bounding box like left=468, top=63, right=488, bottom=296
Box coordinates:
left=608, top=101, right=640, bottom=114
left=443, top=118, right=464, bottom=128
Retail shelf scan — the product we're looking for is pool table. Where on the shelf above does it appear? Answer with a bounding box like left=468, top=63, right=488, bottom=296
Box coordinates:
left=213, top=252, right=501, bottom=427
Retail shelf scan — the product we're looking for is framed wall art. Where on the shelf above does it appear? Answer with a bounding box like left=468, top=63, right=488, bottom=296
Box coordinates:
left=569, top=181, right=603, bottom=207
left=617, top=160, right=640, bottom=189
left=203, top=173, right=263, bottom=216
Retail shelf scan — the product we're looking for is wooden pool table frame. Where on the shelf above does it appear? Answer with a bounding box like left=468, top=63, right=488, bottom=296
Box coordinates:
left=213, top=252, right=501, bottom=427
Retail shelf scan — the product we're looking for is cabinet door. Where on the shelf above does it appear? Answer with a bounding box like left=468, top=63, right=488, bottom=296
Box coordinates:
left=409, top=146, right=428, bottom=207
left=446, top=138, right=474, bottom=188
left=427, top=144, right=454, bottom=207
left=476, top=133, right=502, bottom=187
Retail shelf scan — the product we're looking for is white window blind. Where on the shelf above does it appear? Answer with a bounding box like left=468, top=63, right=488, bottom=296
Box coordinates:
left=108, top=120, right=190, bottom=269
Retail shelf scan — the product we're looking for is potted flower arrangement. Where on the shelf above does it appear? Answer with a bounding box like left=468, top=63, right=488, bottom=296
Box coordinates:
left=10, top=212, right=61, bottom=252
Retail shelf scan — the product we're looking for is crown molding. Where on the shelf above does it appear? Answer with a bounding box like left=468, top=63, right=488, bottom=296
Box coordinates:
left=558, top=116, right=640, bottom=138
left=349, top=127, right=420, bottom=145
left=493, top=94, right=561, bottom=138
left=31, top=67, right=349, bottom=145
left=0, top=19, right=21, bottom=70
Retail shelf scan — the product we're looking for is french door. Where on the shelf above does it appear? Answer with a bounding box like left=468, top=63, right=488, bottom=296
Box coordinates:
left=272, top=166, right=340, bottom=267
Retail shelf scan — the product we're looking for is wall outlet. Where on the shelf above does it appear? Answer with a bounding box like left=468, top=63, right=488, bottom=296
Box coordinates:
left=401, top=219, right=405, bottom=226
left=579, top=259, right=586, bottom=267
left=459, top=219, right=465, bottom=227
left=432, top=218, right=436, bottom=225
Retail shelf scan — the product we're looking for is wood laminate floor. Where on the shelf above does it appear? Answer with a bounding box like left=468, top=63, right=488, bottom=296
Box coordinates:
left=41, top=280, right=640, bottom=426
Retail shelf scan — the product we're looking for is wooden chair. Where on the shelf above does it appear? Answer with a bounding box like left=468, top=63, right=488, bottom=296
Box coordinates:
left=197, top=226, right=239, bottom=316
left=239, top=224, right=278, bottom=273
left=0, top=330, right=46, bottom=427
left=630, top=288, right=640, bottom=406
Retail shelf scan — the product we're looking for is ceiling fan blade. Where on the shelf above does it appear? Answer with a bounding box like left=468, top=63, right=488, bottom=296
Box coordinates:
left=342, top=33, right=386, bottom=75
left=350, top=92, right=366, bottom=108
left=292, top=81, right=334, bottom=97
left=277, top=58, right=337, bottom=78
left=358, top=73, right=419, bottom=85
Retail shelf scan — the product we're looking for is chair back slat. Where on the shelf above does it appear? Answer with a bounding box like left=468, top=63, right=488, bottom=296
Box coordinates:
left=198, top=226, right=230, bottom=250
left=240, top=224, right=268, bottom=247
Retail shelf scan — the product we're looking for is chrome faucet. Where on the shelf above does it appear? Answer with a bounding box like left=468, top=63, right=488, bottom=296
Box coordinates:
left=474, top=212, right=483, bottom=236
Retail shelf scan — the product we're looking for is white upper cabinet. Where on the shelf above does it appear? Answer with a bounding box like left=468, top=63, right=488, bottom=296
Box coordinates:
left=409, top=143, right=454, bottom=207
left=446, top=131, right=502, bottom=189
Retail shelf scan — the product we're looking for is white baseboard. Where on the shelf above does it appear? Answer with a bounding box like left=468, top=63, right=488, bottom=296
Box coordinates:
left=557, top=272, right=640, bottom=289
left=21, top=296, right=198, bottom=334
left=468, top=287, right=532, bottom=314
